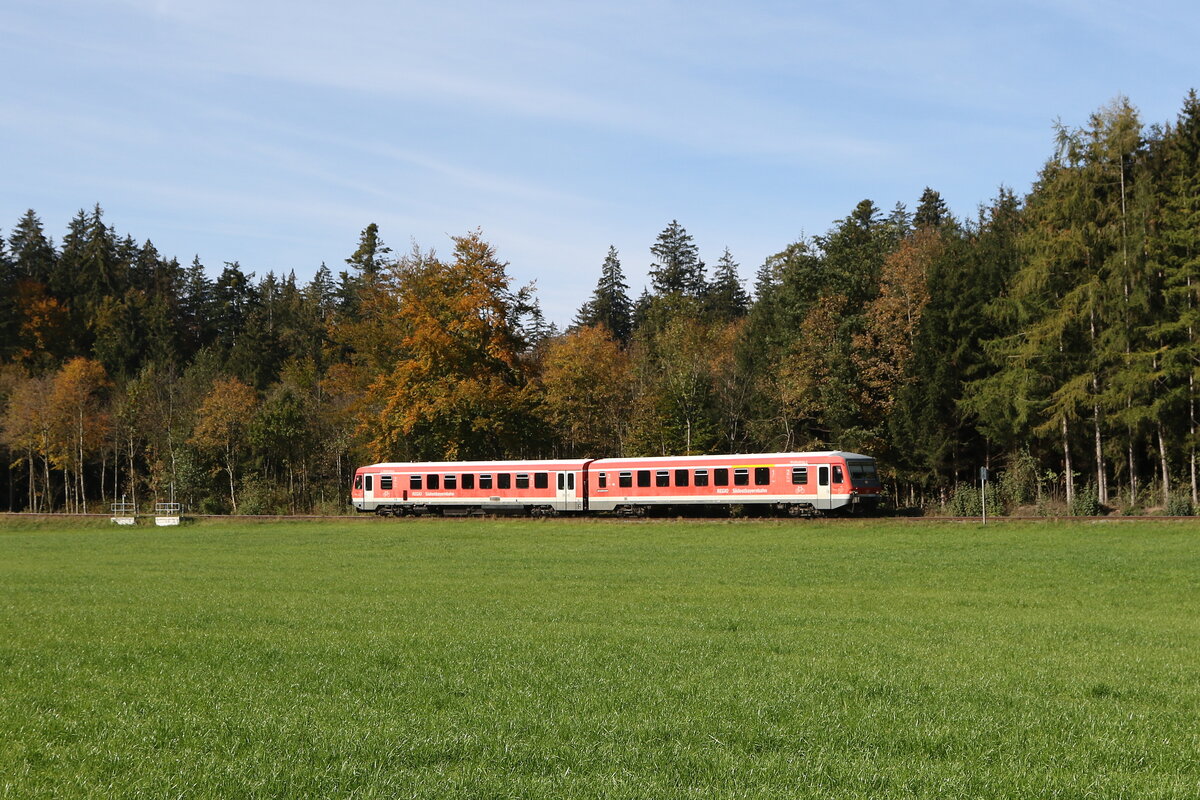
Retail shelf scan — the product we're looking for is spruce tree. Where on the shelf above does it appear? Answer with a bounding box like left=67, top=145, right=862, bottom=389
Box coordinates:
left=574, top=246, right=633, bottom=343
left=8, top=210, right=56, bottom=284
left=180, top=256, right=214, bottom=357
left=914, top=187, right=949, bottom=229
left=0, top=230, right=13, bottom=360
left=706, top=247, right=749, bottom=321
left=55, top=209, right=90, bottom=300
left=816, top=199, right=891, bottom=312
left=306, top=263, right=337, bottom=323
left=649, top=220, right=705, bottom=298
left=899, top=190, right=1017, bottom=490
left=1145, top=91, right=1200, bottom=503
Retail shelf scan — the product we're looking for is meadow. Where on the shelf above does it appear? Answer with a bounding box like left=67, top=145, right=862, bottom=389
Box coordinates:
left=1, top=516, right=1198, bottom=799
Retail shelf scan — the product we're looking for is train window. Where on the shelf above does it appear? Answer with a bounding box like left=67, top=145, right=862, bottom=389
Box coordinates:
left=656, top=470, right=670, bottom=487
left=354, top=475, right=362, bottom=490
left=818, top=467, right=829, bottom=486
left=516, top=474, right=530, bottom=489
left=714, top=468, right=729, bottom=486
left=568, top=473, right=575, bottom=490
left=791, top=467, right=808, bottom=485
left=694, top=469, right=709, bottom=486
left=598, top=472, right=607, bottom=489
left=619, top=472, right=632, bottom=488
left=499, top=474, right=511, bottom=489
left=754, top=467, right=770, bottom=486
left=734, top=469, right=750, bottom=486
left=849, top=462, right=879, bottom=481
left=557, top=473, right=565, bottom=490
left=637, top=470, right=651, bottom=487
left=444, top=474, right=457, bottom=490
left=536, top=473, right=548, bottom=489
left=480, top=474, right=493, bottom=490
left=833, top=466, right=844, bottom=483
left=675, top=469, right=689, bottom=487
left=380, top=475, right=393, bottom=491
left=365, top=475, right=373, bottom=492
left=427, top=474, right=439, bottom=490
left=410, top=474, right=422, bottom=490
left=462, top=474, right=475, bottom=490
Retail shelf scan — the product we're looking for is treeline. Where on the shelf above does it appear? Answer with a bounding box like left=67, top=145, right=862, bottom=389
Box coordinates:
left=1, top=93, right=1198, bottom=515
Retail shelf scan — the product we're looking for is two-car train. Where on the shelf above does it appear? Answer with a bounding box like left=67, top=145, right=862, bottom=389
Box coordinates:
left=352, top=451, right=881, bottom=517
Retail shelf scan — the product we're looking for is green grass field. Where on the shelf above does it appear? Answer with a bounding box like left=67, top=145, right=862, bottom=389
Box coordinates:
left=2, top=517, right=1198, bottom=799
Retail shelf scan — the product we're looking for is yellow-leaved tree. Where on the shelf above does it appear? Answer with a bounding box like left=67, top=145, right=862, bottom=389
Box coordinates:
left=363, top=231, right=539, bottom=460
left=190, top=377, right=259, bottom=512
left=539, top=325, right=632, bottom=456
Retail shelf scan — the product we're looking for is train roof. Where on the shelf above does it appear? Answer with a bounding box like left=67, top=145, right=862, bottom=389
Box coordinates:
left=360, top=458, right=592, bottom=471
left=359, top=452, right=874, bottom=471
left=592, top=451, right=873, bottom=464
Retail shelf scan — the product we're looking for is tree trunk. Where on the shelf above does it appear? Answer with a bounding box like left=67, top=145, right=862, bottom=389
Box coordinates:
left=1158, top=424, right=1170, bottom=507
left=1127, top=430, right=1137, bottom=506
left=77, top=411, right=87, bottom=513
left=226, top=444, right=238, bottom=512
left=1191, top=372, right=1198, bottom=505
left=1063, top=416, right=1074, bottom=505
left=1093, top=396, right=1107, bottom=505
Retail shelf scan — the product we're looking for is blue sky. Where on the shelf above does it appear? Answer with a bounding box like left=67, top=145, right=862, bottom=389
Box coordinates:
left=3, top=0, right=1197, bottom=324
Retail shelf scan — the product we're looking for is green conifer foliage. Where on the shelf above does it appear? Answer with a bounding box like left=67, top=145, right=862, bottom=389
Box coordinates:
left=706, top=247, right=749, bottom=321
left=649, top=220, right=705, bottom=298
left=574, top=246, right=633, bottom=344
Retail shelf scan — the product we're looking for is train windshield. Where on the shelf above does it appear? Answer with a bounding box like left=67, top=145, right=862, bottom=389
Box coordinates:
left=848, top=460, right=880, bottom=487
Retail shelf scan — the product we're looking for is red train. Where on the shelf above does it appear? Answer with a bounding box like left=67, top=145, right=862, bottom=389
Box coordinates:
left=351, top=451, right=881, bottom=517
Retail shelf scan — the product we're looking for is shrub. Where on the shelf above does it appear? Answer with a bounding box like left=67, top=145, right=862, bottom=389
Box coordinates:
left=1166, top=492, right=1195, bottom=516
left=998, top=450, right=1039, bottom=508
left=947, top=483, right=1004, bottom=517
left=1069, top=483, right=1101, bottom=517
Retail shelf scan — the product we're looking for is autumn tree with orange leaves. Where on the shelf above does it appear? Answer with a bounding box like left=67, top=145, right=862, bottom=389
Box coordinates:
left=854, top=227, right=939, bottom=420
left=362, top=231, right=540, bottom=461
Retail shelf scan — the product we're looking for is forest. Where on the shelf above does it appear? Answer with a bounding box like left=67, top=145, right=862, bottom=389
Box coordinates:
left=1, top=94, right=1197, bottom=516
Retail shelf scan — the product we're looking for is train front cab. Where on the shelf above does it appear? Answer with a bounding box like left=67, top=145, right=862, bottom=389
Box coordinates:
left=351, top=469, right=367, bottom=512
left=841, top=455, right=882, bottom=513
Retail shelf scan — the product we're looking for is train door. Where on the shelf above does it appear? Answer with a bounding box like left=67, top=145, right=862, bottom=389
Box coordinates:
left=556, top=471, right=579, bottom=511
left=815, top=465, right=831, bottom=509
left=363, top=473, right=375, bottom=510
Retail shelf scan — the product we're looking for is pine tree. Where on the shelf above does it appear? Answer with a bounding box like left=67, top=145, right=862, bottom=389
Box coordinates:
left=346, top=223, right=390, bottom=278
left=574, top=246, right=633, bottom=343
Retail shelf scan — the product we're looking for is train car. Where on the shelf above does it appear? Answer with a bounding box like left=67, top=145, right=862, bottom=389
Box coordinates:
left=351, top=459, right=590, bottom=516
left=353, top=451, right=881, bottom=516
left=588, top=451, right=880, bottom=516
